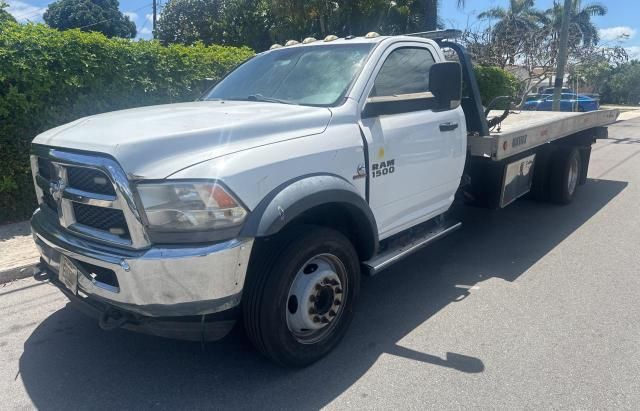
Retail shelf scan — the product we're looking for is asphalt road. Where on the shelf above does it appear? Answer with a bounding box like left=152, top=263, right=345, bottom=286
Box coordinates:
left=2, top=118, right=640, bottom=410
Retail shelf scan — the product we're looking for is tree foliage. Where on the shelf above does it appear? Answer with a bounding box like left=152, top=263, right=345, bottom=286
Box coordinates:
left=598, top=61, right=640, bottom=105
left=474, top=66, right=520, bottom=105
left=0, top=1, right=15, bottom=24
left=43, top=0, right=137, bottom=38
left=0, top=22, right=252, bottom=223
left=156, top=0, right=465, bottom=50
left=478, top=0, right=606, bottom=54
left=156, top=0, right=273, bottom=51
left=465, top=0, right=626, bottom=103
left=544, top=0, right=606, bottom=48
left=477, top=0, right=546, bottom=66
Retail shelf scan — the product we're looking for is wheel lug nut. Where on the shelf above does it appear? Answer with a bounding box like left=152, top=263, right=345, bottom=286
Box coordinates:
left=330, top=279, right=339, bottom=286
left=313, top=316, right=321, bottom=323
left=309, top=307, right=317, bottom=314
left=321, top=317, right=329, bottom=324
left=329, top=310, right=337, bottom=317
left=334, top=299, right=341, bottom=305
left=335, top=287, right=343, bottom=294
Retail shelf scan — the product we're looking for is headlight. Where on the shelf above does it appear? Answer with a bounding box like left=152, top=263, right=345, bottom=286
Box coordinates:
left=136, top=181, right=247, bottom=233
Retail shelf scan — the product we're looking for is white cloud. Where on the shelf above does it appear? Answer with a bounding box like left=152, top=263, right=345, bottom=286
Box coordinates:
left=136, top=26, right=153, bottom=40
left=626, top=46, right=640, bottom=61
left=124, top=11, right=138, bottom=21
left=6, top=0, right=46, bottom=22
left=599, top=26, right=636, bottom=42
left=133, top=14, right=154, bottom=39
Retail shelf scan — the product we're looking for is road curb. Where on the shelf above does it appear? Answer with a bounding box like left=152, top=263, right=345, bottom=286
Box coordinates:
left=0, top=263, right=39, bottom=284
left=617, top=110, right=640, bottom=122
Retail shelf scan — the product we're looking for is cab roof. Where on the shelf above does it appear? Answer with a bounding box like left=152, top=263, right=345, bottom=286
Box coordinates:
left=264, top=30, right=461, bottom=53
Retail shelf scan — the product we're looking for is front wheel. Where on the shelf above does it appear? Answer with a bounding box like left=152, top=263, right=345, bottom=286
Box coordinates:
left=243, top=226, right=360, bottom=367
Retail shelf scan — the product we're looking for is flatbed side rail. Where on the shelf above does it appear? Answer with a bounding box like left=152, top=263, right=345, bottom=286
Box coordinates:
left=467, top=109, right=619, bottom=161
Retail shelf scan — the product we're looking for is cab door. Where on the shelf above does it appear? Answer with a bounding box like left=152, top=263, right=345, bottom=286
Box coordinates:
left=358, top=43, right=466, bottom=239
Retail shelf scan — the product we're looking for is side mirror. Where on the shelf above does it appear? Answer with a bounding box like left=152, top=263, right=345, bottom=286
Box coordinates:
left=429, top=61, right=462, bottom=111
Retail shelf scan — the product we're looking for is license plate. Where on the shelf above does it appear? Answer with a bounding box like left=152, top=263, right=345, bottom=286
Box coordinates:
left=58, top=255, right=78, bottom=295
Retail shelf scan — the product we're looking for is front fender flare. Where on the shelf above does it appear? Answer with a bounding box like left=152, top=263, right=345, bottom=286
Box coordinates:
left=239, top=174, right=378, bottom=258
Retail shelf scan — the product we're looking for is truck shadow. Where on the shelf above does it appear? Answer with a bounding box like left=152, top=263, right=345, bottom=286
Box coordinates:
left=0, top=221, right=31, bottom=241
left=19, top=178, right=627, bottom=410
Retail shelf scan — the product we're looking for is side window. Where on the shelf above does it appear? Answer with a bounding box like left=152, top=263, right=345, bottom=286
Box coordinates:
left=370, top=47, right=436, bottom=97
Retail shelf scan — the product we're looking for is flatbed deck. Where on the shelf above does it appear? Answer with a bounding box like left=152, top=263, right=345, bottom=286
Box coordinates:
left=468, top=109, right=620, bottom=161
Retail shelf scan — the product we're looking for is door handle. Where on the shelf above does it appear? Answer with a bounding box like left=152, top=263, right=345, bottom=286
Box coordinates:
left=439, top=122, right=459, bottom=132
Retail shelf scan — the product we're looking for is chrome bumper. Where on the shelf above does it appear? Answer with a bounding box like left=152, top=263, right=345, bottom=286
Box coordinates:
left=31, top=208, right=253, bottom=317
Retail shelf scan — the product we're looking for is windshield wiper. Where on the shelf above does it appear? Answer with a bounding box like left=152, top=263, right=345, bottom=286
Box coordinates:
left=246, top=94, right=293, bottom=105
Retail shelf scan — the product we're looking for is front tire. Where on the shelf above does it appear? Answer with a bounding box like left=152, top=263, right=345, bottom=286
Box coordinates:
left=243, top=226, right=360, bottom=367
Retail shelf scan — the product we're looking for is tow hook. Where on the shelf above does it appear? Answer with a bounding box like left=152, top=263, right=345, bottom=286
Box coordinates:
left=98, top=308, right=129, bottom=331
left=33, top=259, right=51, bottom=282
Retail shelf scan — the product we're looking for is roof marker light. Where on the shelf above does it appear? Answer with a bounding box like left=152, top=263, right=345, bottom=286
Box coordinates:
left=285, top=40, right=299, bottom=46
left=365, top=32, right=380, bottom=38
left=324, top=35, right=338, bottom=42
left=302, top=37, right=317, bottom=44
left=270, top=44, right=283, bottom=50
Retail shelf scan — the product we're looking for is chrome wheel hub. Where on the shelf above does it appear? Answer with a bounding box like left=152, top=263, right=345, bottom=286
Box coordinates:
left=286, top=254, right=346, bottom=343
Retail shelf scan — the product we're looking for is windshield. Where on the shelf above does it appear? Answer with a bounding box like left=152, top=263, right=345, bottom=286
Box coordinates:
left=204, top=44, right=374, bottom=107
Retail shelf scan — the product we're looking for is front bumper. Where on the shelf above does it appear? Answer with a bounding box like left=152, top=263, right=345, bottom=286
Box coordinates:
left=31, top=208, right=254, bottom=319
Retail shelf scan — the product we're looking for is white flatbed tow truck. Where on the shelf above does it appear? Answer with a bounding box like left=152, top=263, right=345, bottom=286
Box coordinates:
left=30, top=30, right=618, bottom=367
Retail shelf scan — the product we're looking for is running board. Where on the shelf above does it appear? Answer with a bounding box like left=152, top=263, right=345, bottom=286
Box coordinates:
left=363, top=221, right=461, bottom=275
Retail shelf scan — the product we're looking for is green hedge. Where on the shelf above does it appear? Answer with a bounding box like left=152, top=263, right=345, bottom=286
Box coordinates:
left=473, top=65, right=520, bottom=107
left=0, top=23, right=253, bottom=223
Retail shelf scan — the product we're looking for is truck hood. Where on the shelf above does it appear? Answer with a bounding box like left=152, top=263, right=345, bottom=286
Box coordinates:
left=33, top=101, right=332, bottom=178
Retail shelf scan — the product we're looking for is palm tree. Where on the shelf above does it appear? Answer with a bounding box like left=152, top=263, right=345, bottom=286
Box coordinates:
left=478, top=0, right=546, bottom=36
left=546, top=1, right=606, bottom=47
left=478, top=0, right=546, bottom=65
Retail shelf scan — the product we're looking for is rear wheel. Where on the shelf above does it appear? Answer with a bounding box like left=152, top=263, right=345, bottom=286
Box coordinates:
left=549, top=147, right=581, bottom=205
left=243, top=226, right=360, bottom=367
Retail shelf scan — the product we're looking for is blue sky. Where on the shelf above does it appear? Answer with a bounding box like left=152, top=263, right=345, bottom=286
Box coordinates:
left=5, top=0, right=639, bottom=58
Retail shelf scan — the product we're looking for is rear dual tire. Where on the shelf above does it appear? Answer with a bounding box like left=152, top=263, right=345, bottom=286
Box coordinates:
left=549, top=147, right=582, bottom=205
left=243, top=226, right=360, bottom=367
left=531, top=146, right=582, bottom=205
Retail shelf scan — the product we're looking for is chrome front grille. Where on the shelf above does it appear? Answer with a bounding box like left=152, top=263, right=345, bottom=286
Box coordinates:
left=67, top=166, right=116, bottom=196
left=31, top=146, right=150, bottom=249
left=73, top=203, right=130, bottom=239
